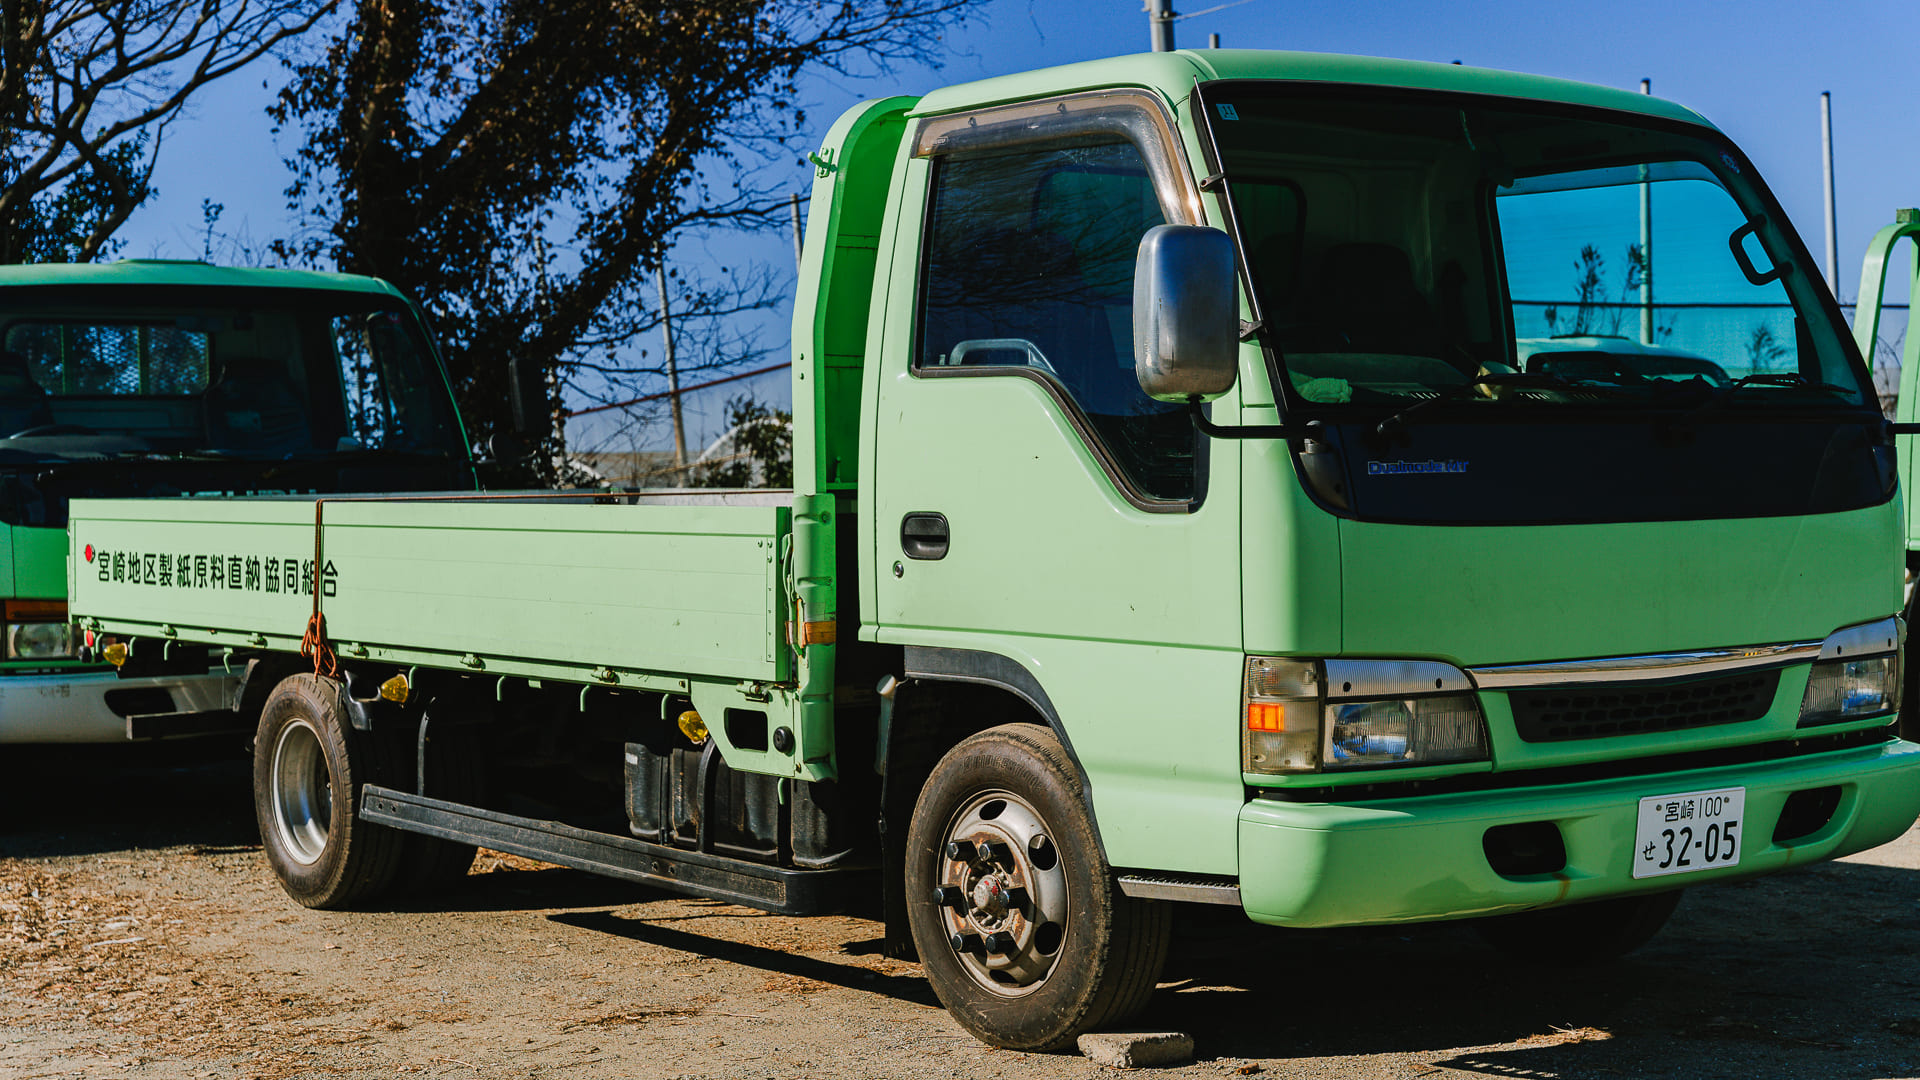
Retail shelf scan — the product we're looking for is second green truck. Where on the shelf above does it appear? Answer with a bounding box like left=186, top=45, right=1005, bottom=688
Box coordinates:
left=66, top=51, right=1920, bottom=1050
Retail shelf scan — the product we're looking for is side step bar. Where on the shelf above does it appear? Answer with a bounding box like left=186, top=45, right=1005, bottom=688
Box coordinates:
left=359, top=786, right=872, bottom=916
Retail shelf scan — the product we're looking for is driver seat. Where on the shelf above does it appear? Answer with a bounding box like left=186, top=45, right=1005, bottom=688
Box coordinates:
left=0, top=350, right=54, bottom=436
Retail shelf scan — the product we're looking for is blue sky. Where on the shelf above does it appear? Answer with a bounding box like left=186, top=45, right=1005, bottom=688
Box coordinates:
left=112, top=0, right=1920, bottom=449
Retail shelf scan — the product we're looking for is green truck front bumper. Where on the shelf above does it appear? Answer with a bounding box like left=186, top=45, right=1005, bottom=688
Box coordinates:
left=1237, top=737, right=1920, bottom=927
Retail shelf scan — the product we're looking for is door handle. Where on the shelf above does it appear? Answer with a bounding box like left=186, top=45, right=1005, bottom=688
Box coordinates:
left=900, top=512, right=950, bottom=560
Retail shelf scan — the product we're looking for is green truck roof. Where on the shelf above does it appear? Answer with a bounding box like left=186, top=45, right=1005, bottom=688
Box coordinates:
left=0, top=259, right=405, bottom=297
left=911, top=49, right=1714, bottom=131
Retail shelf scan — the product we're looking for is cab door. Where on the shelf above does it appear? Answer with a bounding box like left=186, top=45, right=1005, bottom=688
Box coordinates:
left=864, top=93, right=1247, bottom=875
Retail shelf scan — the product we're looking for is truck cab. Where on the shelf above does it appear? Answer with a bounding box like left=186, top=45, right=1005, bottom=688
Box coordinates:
left=1, top=260, right=471, bottom=742
left=841, top=50, right=1915, bottom=1032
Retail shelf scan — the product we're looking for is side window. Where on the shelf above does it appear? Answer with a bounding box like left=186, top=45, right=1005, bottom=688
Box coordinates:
left=917, top=140, right=1196, bottom=502
left=331, top=310, right=455, bottom=451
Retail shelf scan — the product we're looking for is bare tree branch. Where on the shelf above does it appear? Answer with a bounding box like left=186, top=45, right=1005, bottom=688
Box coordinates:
left=271, top=0, right=977, bottom=485
left=0, top=0, right=334, bottom=263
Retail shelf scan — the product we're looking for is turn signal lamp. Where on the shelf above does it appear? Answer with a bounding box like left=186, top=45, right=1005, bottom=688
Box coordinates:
left=677, top=709, right=709, bottom=743
left=379, top=673, right=410, bottom=703
left=102, top=641, right=129, bottom=667
left=1244, top=658, right=1321, bottom=772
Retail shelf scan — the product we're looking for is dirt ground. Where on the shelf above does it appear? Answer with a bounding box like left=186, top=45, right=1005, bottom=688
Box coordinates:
left=3, top=741, right=1918, bottom=1080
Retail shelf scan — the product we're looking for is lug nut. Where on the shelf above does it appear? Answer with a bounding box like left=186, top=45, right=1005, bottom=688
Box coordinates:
left=983, top=932, right=1015, bottom=956
left=949, top=931, right=983, bottom=954
left=979, top=840, right=1012, bottom=863
left=945, top=839, right=978, bottom=862
left=930, top=885, right=965, bottom=908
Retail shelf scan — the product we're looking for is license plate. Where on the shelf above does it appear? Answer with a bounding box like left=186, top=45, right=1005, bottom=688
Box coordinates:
left=1632, top=787, right=1745, bottom=879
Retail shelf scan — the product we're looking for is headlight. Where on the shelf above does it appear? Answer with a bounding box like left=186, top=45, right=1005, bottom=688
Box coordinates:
left=1244, top=656, right=1489, bottom=774
left=1328, top=694, right=1486, bottom=767
left=1798, top=617, right=1901, bottom=727
left=7, top=620, right=73, bottom=659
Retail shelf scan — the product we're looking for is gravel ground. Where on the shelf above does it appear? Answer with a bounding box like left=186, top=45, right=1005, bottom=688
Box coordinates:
left=3, top=741, right=1918, bottom=1080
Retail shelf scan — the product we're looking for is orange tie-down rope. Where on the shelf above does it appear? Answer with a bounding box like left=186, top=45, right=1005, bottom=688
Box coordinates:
left=301, top=498, right=340, bottom=680
left=300, top=610, right=340, bottom=678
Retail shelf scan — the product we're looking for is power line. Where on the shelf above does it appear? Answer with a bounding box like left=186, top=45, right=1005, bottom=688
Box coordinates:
left=564, top=361, right=793, bottom=418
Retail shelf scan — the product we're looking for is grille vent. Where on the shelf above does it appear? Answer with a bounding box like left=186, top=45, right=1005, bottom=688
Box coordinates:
left=1508, top=669, right=1780, bottom=743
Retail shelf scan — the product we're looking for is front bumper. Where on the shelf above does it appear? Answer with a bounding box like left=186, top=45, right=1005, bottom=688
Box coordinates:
left=0, top=668, right=237, bottom=743
left=1238, top=736, right=1920, bottom=927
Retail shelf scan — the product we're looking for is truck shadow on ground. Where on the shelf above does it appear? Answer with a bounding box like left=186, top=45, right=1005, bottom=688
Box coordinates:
left=0, top=742, right=258, bottom=858
left=378, top=865, right=664, bottom=915
left=1148, top=860, right=1920, bottom=1078
left=537, top=858, right=1920, bottom=1079
left=547, top=907, right=943, bottom=1008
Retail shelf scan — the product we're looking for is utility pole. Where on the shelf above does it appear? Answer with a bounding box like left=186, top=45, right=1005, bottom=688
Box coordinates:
left=790, top=193, right=805, bottom=267
left=1148, top=0, right=1174, bottom=52
left=1638, top=78, right=1655, bottom=344
left=1821, top=91, right=1838, bottom=294
left=656, top=254, right=687, bottom=472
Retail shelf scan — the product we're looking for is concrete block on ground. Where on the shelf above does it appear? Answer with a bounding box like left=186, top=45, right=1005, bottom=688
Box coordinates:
left=1076, top=1031, right=1195, bottom=1069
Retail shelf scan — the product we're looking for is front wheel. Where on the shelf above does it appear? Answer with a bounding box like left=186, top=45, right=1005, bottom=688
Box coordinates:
left=1471, top=889, right=1684, bottom=966
left=253, top=675, right=403, bottom=908
left=904, top=724, right=1170, bottom=1051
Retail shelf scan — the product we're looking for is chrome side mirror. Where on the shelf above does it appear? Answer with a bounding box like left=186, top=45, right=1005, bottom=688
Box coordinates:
left=1133, top=224, right=1239, bottom=402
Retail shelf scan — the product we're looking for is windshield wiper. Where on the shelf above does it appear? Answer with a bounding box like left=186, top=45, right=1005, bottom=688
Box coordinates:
left=1679, top=371, right=1859, bottom=424
left=1373, top=372, right=1583, bottom=443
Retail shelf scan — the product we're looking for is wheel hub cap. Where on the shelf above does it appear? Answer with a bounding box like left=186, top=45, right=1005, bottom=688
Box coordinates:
left=937, top=791, right=1069, bottom=997
left=269, top=718, right=332, bottom=866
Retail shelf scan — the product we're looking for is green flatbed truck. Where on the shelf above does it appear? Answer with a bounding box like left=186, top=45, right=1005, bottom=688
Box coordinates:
left=0, top=261, right=471, bottom=743
left=67, top=51, right=1920, bottom=1050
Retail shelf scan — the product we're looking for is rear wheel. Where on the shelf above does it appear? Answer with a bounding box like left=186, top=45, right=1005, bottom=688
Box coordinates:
left=905, top=724, right=1170, bottom=1051
left=253, top=675, right=403, bottom=908
left=1472, top=890, right=1684, bottom=966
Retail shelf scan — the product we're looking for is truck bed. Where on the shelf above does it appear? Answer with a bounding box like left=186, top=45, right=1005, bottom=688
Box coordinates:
left=68, top=494, right=794, bottom=690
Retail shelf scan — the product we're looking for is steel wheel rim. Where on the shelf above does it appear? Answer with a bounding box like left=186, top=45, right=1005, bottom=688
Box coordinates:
left=270, top=718, right=332, bottom=865
left=933, top=789, right=1070, bottom=998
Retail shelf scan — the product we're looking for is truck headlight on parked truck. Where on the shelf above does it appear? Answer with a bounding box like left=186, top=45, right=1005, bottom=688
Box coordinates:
left=1798, top=617, right=1902, bottom=727
left=3, top=600, right=73, bottom=660
left=1244, top=656, right=1489, bottom=774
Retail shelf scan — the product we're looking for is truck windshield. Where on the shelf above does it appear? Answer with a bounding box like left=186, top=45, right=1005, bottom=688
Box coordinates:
left=1203, top=90, right=1874, bottom=417
left=0, top=286, right=463, bottom=459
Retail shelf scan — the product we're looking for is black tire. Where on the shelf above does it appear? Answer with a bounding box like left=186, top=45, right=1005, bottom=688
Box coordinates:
left=1472, top=889, right=1684, bottom=966
left=389, top=723, right=483, bottom=895
left=252, top=675, right=404, bottom=909
left=904, top=723, right=1170, bottom=1051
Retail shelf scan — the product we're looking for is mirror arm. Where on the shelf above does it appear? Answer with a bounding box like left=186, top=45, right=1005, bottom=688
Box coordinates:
left=1189, top=399, right=1326, bottom=443
left=1884, top=421, right=1920, bottom=436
